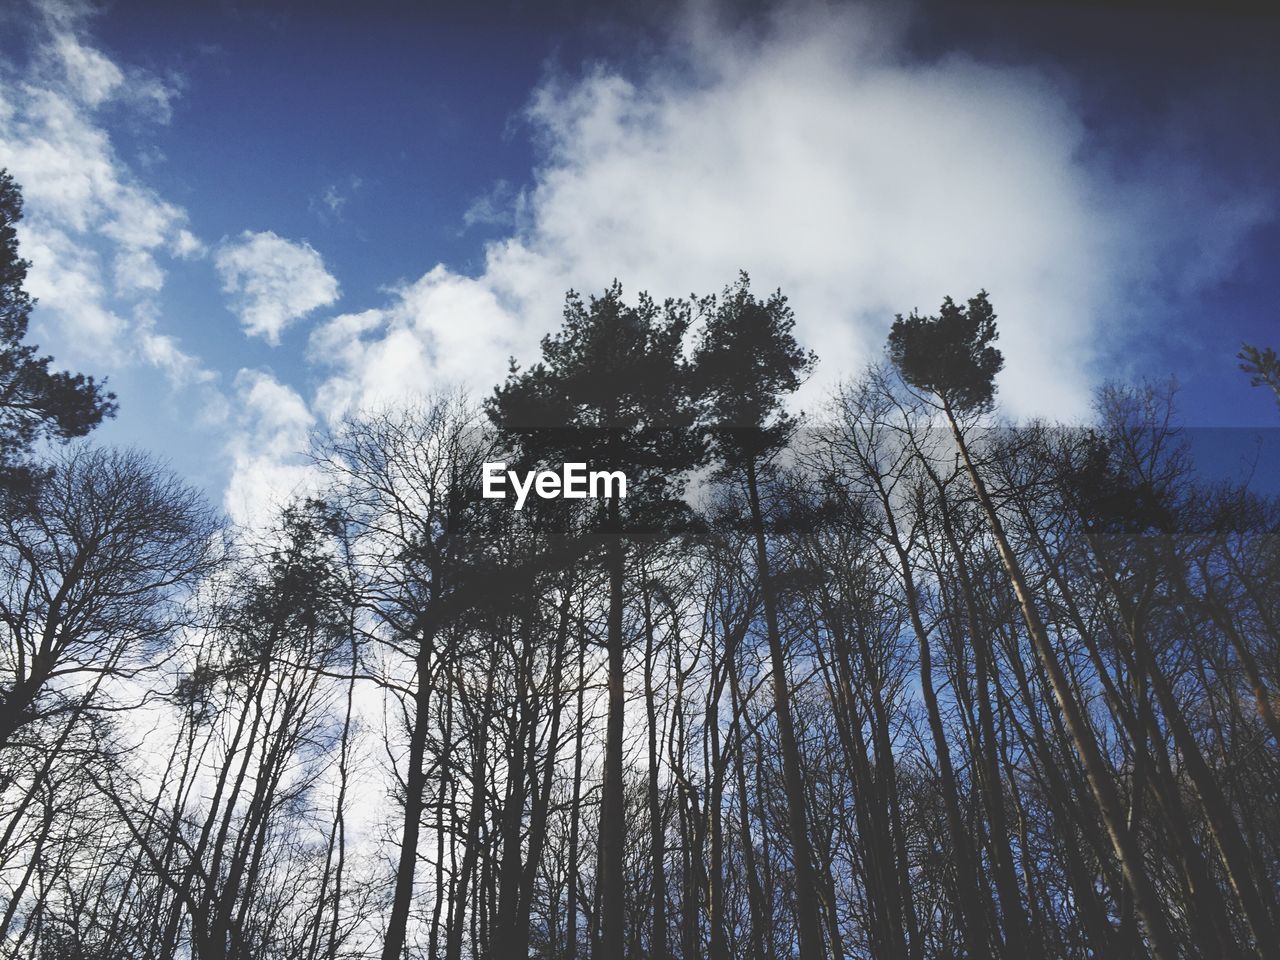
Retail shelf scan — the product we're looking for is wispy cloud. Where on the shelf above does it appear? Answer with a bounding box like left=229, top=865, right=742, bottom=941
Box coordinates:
left=223, top=369, right=319, bottom=526
left=461, top=179, right=517, bottom=232
left=310, top=174, right=364, bottom=223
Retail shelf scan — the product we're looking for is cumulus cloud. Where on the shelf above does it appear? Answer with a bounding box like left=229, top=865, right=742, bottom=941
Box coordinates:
left=308, top=3, right=1270, bottom=424
left=8, top=0, right=1270, bottom=524
left=216, top=231, right=341, bottom=345
left=309, top=267, right=519, bottom=421
left=0, top=0, right=207, bottom=380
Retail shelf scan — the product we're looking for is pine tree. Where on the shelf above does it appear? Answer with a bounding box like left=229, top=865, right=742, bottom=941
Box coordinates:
left=1239, top=343, right=1280, bottom=409
left=692, top=273, right=827, bottom=960
left=488, top=281, right=703, bottom=959
left=0, top=170, right=116, bottom=494
left=889, top=292, right=1181, bottom=960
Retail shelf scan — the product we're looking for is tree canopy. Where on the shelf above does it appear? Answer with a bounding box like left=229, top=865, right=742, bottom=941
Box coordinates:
left=693, top=272, right=815, bottom=469
left=887, top=290, right=1004, bottom=413
left=487, top=281, right=704, bottom=532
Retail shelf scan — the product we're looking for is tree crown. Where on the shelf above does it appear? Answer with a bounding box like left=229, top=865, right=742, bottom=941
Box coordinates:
left=693, top=272, right=815, bottom=468
left=887, top=290, right=1003, bottom=413
left=487, top=281, right=705, bottom=527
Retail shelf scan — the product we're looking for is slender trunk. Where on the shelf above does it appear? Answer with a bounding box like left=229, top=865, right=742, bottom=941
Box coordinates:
left=807, top=604, right=899, bottom=960
left=514, top=592, right=573, bottom=958
left=446, top=670, right=494, bottom=960
left=728, top=654, right=770, bottom=960
left=943, top=402, right=1179, bottom=960
left=1200, top=563, right=1280, bottom=746
left=494, top=625, right=534, bottom=959
left=1116, top=547, right=1277, bottom=952
left=598, top=503, right=628, bottom=959
left=644, top=587, right=670, bottom=960
left=881, top=491, right=988, bottom=958
left=429, top=689, right=453, bottom=960
left=937, top=499, right=1031, bottom=957
left=744, top=457, right=826, bottom=960
left=0, top=783, right=56, bottom=941
left=994, top=620, right=1119, bottom=956
left=707, top=687, right=727, bottom=960
left=383, top=628, right=435, bottom=960
left=566, top=628, right=586, bottom=960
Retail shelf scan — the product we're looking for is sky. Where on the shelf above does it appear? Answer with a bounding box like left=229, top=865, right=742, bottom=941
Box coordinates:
left=1, top=0, right=1278, bottom=523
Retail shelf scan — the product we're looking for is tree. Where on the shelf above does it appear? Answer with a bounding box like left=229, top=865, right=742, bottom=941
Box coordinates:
left=488, top=281, right=703, bottom=960
left=0, top=445, right=218, bottom=750
left=820, top=371, right=994, bottom=959
left=0, top=446, right=219, bottom=953
left=317, top=397, right=499, bottom=960
left=692, top=274, right=827, bottom=960
left=0, top=171, right=116, bottom=495
left=888, top=292, right=1181, bottom=960
left=1239, top=343, right=1280, bottom=409
left=5, top=266, right=1279, bottom=960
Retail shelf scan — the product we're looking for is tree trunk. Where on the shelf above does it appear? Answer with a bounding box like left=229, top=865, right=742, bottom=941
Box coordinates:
left=598, top=504, right=628, bottom=960
left=382, top=629, right=435, bottom=960
left=942, top=402, right=1179, bottom=960
left=644, top=586, right=670, bottom=960
left=744, top=457, right=826, bottom=960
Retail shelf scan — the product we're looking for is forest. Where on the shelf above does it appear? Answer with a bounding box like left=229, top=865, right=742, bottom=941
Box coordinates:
left=2, top=164, right=1280, bottom=960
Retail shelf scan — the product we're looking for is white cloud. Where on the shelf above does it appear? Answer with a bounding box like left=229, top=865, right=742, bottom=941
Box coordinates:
left=0, top=0, right=206, bottom=381
left=113, top=249, right=164, bottom=295
left=216, top=231, right=341, bottom=345
left=309, top=3, right=1270, bottom=424
left=6, top=0, right=1269, bottom=521
left=171, top=228, right=205, bottom=260
left=19, top=222, right=128, bottom=346
left=223, top=370, right=320, bottom=526
left=308, top=267, right=519, bottom=421
left=131, top=303, right=217, bottom=389
left=51, top=32, right=123, bottom=106
left=462, top=179, right=516, bottom=231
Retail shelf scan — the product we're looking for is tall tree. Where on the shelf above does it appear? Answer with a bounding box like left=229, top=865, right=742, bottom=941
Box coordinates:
left=488, top=282, right=703, bottom=959
left=318, top=398, right=498, bottom=960
left=888, top=292, right=1181, bottom=960
left=692, top=274, right=826, bottom=960
left=0, top=445, right=217, bottom=750
left=0, top=171, right=116, bottom=495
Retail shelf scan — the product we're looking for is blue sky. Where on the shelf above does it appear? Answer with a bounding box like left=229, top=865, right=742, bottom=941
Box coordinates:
left=2, top=0, right=1278, bottom=520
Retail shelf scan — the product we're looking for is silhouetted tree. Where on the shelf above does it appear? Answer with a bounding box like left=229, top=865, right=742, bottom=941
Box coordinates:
left=692, top=273, right=828, bottom=960
left=1239, top=343, right=1280, bottom=409
left=0, top=171, right=116, bottom=496
left=489, top=282, right=703, bottom=960
left=889, top=292, right=1181, bottom=960
left=2, top=266, right=1277, bottom=960
left=0, top=446, right=218, bottom=750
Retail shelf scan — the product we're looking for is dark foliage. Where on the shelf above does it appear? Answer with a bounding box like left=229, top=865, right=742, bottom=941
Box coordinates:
left=693, top=271, right=815, bottom=470
left=487, top=280, right=705, bottom=533
left=0, top=170, right=116, bottom=494
left=887, top=290, right=1003, bottom=412
left=1239, top=342, right=1280, bottom=409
